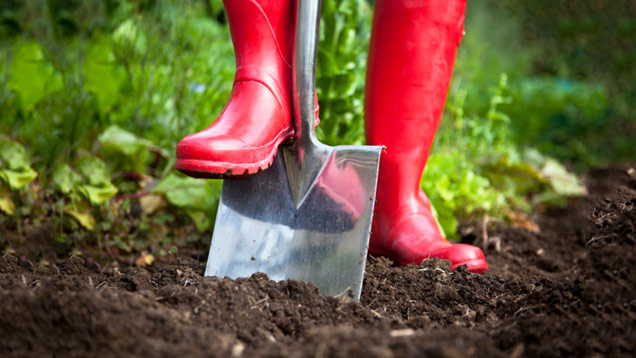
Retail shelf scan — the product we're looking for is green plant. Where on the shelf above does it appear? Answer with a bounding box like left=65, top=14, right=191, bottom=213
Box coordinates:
left=0, top=1, right=230, bottom=257
left=153, top=173, right=221, bottom=232
left=0, top=0, right=599, bottom=258
left=506, top=78, right=610, bottom=169
left=0, top=137, right=38, bottom=215
left=315, top=0, right=371, bottom=146
left=487, top=0, right=635, bottom=167
left=424, top=74, right=585, bottom=238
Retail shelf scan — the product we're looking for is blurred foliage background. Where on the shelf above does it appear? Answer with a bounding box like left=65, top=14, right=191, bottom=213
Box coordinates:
left=0, top=0, right=633, bottom=263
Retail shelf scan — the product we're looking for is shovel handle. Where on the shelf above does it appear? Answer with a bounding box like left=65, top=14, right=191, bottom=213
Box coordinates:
left=293, top=0, right=322, bottom=148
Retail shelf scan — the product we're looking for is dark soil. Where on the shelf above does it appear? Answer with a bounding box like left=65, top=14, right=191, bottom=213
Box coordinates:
left=1, top=164, right=635, bottom=358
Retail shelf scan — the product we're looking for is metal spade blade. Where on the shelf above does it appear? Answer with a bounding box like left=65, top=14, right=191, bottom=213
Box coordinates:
left=205, top=0, right=381, bottom=301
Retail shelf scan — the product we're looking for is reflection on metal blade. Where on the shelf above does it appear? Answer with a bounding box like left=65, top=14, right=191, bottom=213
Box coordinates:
left=206, top=0, right=381, bottom=302
left=205, top=145, right=381, bottom=300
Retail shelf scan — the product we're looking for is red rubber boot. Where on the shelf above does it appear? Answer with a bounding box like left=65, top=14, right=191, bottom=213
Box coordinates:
left=365, top=0, right=487, bottom=273
left=176, top=0, right=297, bottom=178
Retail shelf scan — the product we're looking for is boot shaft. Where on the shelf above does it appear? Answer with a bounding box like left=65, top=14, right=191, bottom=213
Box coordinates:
left=224, top=0, right=295, bottom=78
left=365, top=0, right=465, bottom=150
left=365, top=0, right=466, bottom=198
left=365, top=0, right=466, bottom=241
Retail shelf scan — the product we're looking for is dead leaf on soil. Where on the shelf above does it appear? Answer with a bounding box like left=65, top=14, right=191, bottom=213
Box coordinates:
left=64, top=204, right=96, bottom=231
left=139, top=194, right=165, bottom=214
left=135, top=252, right=155, bottom=267
left=0, top=186, right=15, bottom=215
left=390, top=329, right=415, bottom=337
left=506, top=210, right=540, bottom=233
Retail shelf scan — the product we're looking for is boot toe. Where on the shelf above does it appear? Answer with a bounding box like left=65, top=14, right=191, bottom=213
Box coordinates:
left=379, top=212, right=452, bottom=265
left=177, top=133, right=253, bottom=161
left=429, top=244, right=488, bottom=273
left=371, top=209, right=488, bottom=273
left=175, top=127, right=293, bottom=178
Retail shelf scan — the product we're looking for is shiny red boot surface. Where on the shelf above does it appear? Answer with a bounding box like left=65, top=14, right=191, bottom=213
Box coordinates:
left=176, top=0, right=296, bottom=178
left=365, top=0, right=487, bottom=273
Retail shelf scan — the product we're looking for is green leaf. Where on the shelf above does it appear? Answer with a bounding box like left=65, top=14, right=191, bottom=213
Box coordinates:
left=83, top=36, right=123, bottom=114
left=0, top=137, right=32, bottom=170
left=98, top=125, right=165, bottom=173
left=154, top=173, right=221, bottom=209
left=78, top=182, right=119, bottom=205
left=64, top=204, right=96, bottom=230
left=74, top=155, right=111, bottom=186
left=332, top=73, right=357, bottom=98
left=317, top=48, right=340, bottom=77
left=153, top=173, right=222, bottom=232
left=0, top=138, right=38, bottom=190
left=185, top=209, right=212, bottom=232
left=52, top=164, right=83, bottom=195
left=72, top=155, right=118, bottom=205
left=98, top=125, right=155, bottom=157
left=112, top=18, right=147, bottom=55
left=0, top=168, right=38, bottom=190
left=315, top=0, right=371, bottom=147
left=6, top=41, right=63, bottom=112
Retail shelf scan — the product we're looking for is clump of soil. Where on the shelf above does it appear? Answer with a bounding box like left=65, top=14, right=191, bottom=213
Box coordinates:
left=1, top=164, right=635, bottom=358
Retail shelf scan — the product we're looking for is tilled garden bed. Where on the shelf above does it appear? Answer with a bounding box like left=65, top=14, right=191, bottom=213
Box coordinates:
left=1, top=164, right=634, bottom=358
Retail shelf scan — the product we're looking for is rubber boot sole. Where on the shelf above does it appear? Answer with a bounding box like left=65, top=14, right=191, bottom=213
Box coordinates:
left=176, top=126, right=294, bottom=179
